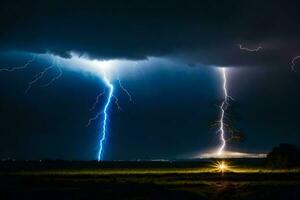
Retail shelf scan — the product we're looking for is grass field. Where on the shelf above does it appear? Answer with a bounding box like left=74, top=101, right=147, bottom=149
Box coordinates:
left=1, top=160, right=300, bottom=200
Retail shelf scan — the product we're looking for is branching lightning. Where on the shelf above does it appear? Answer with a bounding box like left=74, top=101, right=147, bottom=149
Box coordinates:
left=112, top=95, right=123, bottom=111
left=1, top=53, right=135, bottom=161
left=25, top=58, right=63, bottom=93
left=25, top=58, right=63, bottom=94
left=86, top=76, right=114, bottom=161
left=216, top=68, right=233, bottom=156
left=117, top=73, right=134, bottom=104
left=291, top=56, right=300, bottom=72
left=0, top=55, right=37, bottom=72
left=40, top=59, right=63, bottom=88
left=238, top=44, right=263, bottom=52
left=87, top=74, right=134, bottom=161
left=0, top=54, right=63, bottom=93
left=97, top=77, right=114, bottom=161
left=90, top=90, right=106, bottom=111
left=88, top=87, right=125, bottom=115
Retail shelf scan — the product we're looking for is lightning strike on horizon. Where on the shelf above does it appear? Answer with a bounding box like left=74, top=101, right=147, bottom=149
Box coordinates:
left=87, top=76, right=114, bottom=161
left=87, top=84, right=133, bottom=160
left=97, top=77, right=114, bottom=161
left=238, top=44, right=263, bottom=52
left=87, top=74, right=134, bottom=161
left=216, top=68, right=233, bottom=156
left=1, top=53, right=134, bottom=161
left=291, top=56, right=300, bottom=72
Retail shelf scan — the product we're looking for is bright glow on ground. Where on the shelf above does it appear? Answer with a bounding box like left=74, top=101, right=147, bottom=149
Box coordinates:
left=199, top=150, right=266, bottom=159
left=212, top=160, right=230, bottom=173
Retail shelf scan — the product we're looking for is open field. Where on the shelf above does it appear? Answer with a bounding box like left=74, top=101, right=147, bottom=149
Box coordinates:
left=1, top=160, right=300, bottom=200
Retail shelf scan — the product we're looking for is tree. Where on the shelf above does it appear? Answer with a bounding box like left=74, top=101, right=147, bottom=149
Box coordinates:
left=266, top=143, right=300, bottom=168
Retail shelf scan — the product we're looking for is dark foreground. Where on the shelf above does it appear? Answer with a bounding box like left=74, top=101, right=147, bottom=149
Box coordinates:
left=0, top=160, right=300, bottom=200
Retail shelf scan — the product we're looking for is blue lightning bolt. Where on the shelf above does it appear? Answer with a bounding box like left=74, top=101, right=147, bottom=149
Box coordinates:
left=87, top=76, right=114, bottom=161
left=2, top=53, right=133, bottom=161
left=97, top=77, right=114, bottom=161
left=87, top=71, right=134, bottom=161
left=216, top=68, right=233, bottom=156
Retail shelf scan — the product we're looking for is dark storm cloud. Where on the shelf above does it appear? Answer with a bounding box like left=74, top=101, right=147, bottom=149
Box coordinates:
left=1, top=0, right=300, bottom=67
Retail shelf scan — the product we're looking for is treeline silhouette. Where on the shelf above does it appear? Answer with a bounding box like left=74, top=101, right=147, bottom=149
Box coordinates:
left=266, top=143, right=300, bottom=168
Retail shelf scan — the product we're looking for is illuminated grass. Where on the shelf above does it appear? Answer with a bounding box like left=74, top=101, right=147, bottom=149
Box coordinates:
left=1, top=163, right=300, bottom=200
left=2, top=167, right=300, bottom=176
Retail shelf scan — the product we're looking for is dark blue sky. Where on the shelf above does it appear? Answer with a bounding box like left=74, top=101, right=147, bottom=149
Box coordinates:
left=0, top=52, right=300, bottom=160
left=1, top=0, right=300, bottom=160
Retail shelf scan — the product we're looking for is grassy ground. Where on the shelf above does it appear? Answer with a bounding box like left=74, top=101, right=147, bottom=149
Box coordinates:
left=1, top=161, right=300, bottom=200
left=3, top=166, right=300, bottom=175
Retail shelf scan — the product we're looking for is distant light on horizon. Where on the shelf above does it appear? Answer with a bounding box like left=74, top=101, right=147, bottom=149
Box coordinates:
left=213, top=160, right=230, bottom=174
left=199, top=150, right=267, bottom=159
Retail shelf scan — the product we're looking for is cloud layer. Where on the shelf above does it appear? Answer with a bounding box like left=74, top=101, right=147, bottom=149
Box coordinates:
left=1, top=0, right=300, bottom=68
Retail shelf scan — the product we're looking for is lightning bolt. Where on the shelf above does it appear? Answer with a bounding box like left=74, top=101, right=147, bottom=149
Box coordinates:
left=117, top=74, right=134, bottom=103
left=2, top=53, right=133, bottom=161
left=89, top=88, right=124, bottom=114
left=216, top=68, right=233, bottom=156
left=87, top=76, right=114, bottom=161
left=87, top=74, right=134, bottom=161
left=97, top=77, right=114, bottom=161
left=112, top=95, right=123, bottom=111
left=90, top=90, right=105, bottom=111
left=238, top=44, right=263, bottom=52
left=40, top=59, right=63, bottom=88
left=0, top=55, right=37, bottom=72
left=0, top=54, right=62, bottom=93
left=291, top=56, right=300, bottom=72
left=25, top=58, right=62, bottom=93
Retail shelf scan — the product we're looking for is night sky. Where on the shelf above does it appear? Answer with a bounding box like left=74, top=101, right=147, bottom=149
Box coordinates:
left=1, top=1, right=300, bottom=160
